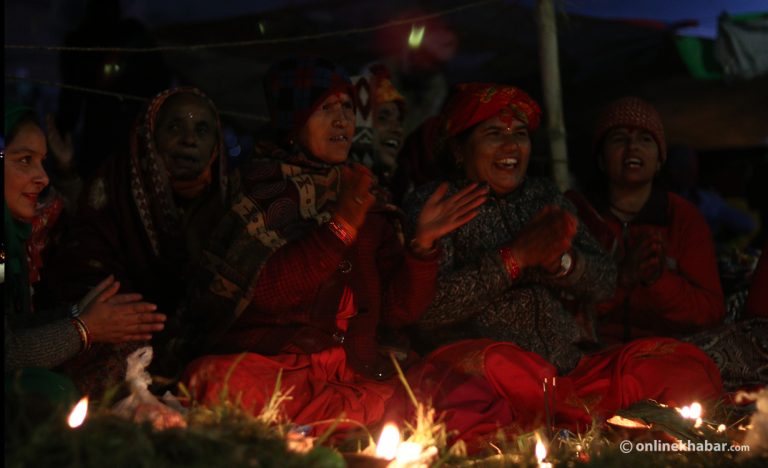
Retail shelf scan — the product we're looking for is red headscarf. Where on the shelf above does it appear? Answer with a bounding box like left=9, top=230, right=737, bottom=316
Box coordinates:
left=442, top=83, right=542, bottom=137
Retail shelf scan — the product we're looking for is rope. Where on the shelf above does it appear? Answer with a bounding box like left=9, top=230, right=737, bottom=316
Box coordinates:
left=4, top=74, right=270, bottom=122
left=4, top=0, right=499, bottom=53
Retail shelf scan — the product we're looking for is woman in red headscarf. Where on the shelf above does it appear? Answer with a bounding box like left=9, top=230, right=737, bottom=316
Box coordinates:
left=177, top=58, right=487, bottom=431
left=396, top=84, right=724, bottom=451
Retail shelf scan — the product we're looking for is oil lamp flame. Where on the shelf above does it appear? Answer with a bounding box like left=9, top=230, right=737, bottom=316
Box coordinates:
left=376, top=423, right=400, bottom=460
left=677, top=402, right=703, bottom=420
left=67, top=396, right=89, bottom=428
left=717, top=424, right=726, bottom=433
left=535, top=440, right=546, bottom=461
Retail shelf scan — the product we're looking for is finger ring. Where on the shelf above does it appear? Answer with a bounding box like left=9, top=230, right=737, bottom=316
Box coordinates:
left=354, top=196, right=364, bottom=205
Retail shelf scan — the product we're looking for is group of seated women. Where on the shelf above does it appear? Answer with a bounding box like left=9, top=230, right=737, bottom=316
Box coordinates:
left=4, top=56, right=765, bottom=449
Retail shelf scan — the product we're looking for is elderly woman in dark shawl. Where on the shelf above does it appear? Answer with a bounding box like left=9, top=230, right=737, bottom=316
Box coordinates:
left=398, top=83, right=724, bottom=450
left=178, top=58, right=486, bottom=429
left=41, top=87, right=236, bottom=395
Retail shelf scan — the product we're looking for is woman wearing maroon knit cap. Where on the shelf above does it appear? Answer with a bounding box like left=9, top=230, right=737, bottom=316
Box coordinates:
left=567, top=96, right=767, bottom=390
left=178, top=58, right=486, bottom=431
left=569, top=96, right=725, bottom=342
left=397, top=85, right=724, bottom=451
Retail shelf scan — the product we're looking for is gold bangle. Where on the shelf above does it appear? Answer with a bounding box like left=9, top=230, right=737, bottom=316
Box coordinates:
left=328, top=218, right=356, bottom=246
left=71, top=317, right=91, bottom=352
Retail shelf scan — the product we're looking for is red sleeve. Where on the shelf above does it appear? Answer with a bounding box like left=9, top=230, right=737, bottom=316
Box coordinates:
left=746, top=243, right=768, bottom=318
left=250, top=222, right=347, bottom=315
left=376, top=218, right=439, bottom=328
left=629, top=197, right=725, bottom=329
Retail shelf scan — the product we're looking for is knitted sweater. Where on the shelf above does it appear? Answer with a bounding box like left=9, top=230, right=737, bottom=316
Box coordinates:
left=405, top=178, right=616, bottom=373
left=3, top=203, right=81, bottom=371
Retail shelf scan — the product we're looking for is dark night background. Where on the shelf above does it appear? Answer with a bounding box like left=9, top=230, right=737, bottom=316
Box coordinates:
left=4, top=0, right=767, bottom=201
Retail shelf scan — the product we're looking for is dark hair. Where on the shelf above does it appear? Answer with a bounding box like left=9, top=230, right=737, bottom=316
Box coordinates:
left=437, top=121, right=482, bottom=181
left=6, top=110, right=41, bottom=145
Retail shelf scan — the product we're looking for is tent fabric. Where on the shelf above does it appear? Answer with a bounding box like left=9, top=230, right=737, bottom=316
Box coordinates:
left=714, top=12, right=768, bottom=80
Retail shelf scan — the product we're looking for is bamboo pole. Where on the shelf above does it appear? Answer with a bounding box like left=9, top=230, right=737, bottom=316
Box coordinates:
left=536, top=0, right=571, bottom=191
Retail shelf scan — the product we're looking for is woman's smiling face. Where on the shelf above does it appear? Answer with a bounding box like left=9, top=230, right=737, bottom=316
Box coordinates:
left=456, top=115, right=531, bottom=195
left=601, top=126, right=660, bottom=188
left=4, top=122, right=50, bottom=221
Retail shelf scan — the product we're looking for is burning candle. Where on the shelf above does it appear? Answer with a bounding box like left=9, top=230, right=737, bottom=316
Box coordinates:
left=67, top=396, right=89, bottom=428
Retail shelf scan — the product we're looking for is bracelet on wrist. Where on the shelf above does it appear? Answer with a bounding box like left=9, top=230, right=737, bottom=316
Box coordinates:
left=499, top=246, right=521, bottom=281
left=409, top=238, right=437, bottom=257
left=328, top=217, right=357, bottom=246
left=70, top=317, right=91, bottom=353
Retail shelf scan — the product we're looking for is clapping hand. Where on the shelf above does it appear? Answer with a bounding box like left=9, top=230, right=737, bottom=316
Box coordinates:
left=620, top=232, right=665, bottom=287
left=334, top=163, right=375, bottom=230
left=505, top=205, right=578, bottom=273
left=412, top=182, right=489, bottom=251
left=79, top=275, right=166, bottom=344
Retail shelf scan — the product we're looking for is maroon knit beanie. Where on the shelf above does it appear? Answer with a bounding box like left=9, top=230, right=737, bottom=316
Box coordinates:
left=593, top=97, right=666, bottom=162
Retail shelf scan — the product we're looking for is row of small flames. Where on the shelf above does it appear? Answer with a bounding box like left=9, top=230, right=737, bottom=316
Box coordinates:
left=66, top=397, right=723, bottom=467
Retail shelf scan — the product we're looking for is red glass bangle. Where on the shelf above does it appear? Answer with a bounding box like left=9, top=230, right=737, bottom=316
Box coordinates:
left=328, top=218, right=356, bottom=246
left=499, top=246, right=521, bottom=281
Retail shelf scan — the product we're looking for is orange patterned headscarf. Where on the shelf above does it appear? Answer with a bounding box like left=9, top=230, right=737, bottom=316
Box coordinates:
left=442, top=83, right=542, bottom=137
left=369, top=64, right=405, bottom=117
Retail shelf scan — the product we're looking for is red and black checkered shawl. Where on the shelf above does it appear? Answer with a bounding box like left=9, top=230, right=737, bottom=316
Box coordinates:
left=181, top=141, right=396, bottom=355
left=129, top=87, right=228, bottom=257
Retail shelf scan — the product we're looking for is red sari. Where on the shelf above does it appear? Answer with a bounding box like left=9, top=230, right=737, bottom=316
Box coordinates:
left=389, top=338, right=723, bottom=451
left=183, top=347, right=395, bottom=429
left=179, top=149, right=438, bottom=431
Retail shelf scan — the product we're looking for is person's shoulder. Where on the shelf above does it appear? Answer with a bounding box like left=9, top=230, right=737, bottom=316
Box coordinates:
left=667, top=191, right=709, bottom=226
left=668, top=191, right=699, bottom=211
